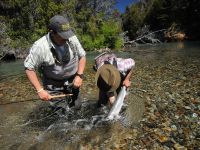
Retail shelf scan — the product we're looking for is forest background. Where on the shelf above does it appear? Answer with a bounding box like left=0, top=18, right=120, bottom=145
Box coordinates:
left=0, top=0, right=200, bottom=54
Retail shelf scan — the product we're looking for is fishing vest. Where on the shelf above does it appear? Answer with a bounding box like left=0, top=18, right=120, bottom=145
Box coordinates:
left=41, top=37, right=79, bottom=84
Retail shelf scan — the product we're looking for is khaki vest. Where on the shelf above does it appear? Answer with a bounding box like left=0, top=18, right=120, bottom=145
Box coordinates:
left=41, top=39, right=78, bottom=85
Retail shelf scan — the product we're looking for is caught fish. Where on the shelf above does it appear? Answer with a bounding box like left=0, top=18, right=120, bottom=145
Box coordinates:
left=107, top=86, right=127, bottom=120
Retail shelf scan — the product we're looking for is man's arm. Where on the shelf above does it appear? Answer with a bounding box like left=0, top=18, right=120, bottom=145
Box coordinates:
left=25, top=69, right=51, bottom=101
left=73, top=56, right=86, bottom=87
left=77, top=56, right=86, bottom=75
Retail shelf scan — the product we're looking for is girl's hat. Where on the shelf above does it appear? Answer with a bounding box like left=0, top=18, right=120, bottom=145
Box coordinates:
left=95, top=64, right=121, bottom=92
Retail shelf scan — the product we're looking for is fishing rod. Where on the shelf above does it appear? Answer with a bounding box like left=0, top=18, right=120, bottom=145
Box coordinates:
left=0, top=105, right=64, bottom=128
left=0, top=94, right=73, bottom=106
left=15, top=107, right=63, bottom=127
left=0, top=94, right=74, bottom=128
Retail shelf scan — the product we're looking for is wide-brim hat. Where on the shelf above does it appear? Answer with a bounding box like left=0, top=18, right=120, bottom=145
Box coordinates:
left=48, top=15, right=74, bottom=39
left=95, top=64, right=121, bottom=92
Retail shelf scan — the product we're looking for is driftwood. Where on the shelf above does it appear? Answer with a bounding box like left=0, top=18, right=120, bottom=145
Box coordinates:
left=164, top=23, right=187, bottom=42
left=164, top=31, right=187, bottom=42
left=123, top=25, right=166, bottom=47
left=122, top=24, right=187, bottom=47
left=125, top=29, right=166, bottom=44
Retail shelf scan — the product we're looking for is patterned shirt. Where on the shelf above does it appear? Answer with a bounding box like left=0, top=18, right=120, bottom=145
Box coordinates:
left=116, top=58, right=135, bottom=75
left=95, top=52, right=135, bottom=75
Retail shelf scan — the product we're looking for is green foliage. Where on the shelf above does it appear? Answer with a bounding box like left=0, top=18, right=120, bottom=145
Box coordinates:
left=71, top=0, right=123, bottom=50
left=1, top=0, right=67, bottom=44
left=81, top=34, right=94, bottom=50
left=122, top=0, right=200, bottom=40
left=81, top=34, right=105, bottom=51
left=80, top=19, right=123, bottom=51
left=10, top=37, right=30, bottom=49
left=144, top=0, right=171, bottom=29
left=93, top=34, right=105, bottom=49
left=1, top=0, right=123, bottom=51
left=100, top=20, right=122, bottom=48
left=1, top=0, right=200, bottom=53
left=114, top=37, right=123, bottom=49
left=122, top=3, right=146, bottom=39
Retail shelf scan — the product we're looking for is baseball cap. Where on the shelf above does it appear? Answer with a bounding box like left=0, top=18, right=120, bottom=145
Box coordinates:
left=95, top=64, right=121, bottom=92
left=48, top=15, right=74, bottom=39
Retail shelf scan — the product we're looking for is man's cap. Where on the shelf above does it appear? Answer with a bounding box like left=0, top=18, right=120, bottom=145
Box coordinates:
left=48, top=15, right=74, bottom=39
left=95, top=64, right=121, bottom=92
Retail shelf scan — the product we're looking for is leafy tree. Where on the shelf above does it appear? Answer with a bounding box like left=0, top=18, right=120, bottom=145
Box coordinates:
left=122, top=3, right=146, bottom=40
left=74, top=0, right=123, bottom=50
left=1, top=0, right=123, bottom=51
left=0, top=0, right=66, bottom=48
left=122, top=0, right=200, bottom=40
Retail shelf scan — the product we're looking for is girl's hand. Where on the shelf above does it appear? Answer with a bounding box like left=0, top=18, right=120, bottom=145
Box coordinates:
left=123, top=79, right=131, bottom=88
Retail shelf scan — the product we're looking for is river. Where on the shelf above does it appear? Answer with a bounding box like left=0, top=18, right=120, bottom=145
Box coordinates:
left=0, top=41, right=200, bottom=149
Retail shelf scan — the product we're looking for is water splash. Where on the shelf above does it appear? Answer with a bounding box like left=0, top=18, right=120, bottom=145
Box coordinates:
left=20, top=99, right=136, bottom=145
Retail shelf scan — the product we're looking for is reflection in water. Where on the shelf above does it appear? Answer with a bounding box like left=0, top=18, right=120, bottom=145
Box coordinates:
left=176, top=42, right=185, bottom=49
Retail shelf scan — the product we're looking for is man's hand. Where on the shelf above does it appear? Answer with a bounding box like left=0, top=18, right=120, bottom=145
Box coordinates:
left=37, top=89, right=51, bottom=101
left=73, top=76, right=83, bottom=88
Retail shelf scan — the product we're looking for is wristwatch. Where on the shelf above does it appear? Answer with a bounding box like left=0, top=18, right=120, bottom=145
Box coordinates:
left=76, top=73, right=84, bottom=79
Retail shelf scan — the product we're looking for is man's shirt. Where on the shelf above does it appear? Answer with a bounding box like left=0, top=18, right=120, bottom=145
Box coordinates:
left=24, top=33, right=86, bottom=70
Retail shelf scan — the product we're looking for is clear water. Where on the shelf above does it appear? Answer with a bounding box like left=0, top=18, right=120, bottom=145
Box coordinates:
left=0, top=41, right=200, bottom=149
left=1, top=41, right=200, bottom=76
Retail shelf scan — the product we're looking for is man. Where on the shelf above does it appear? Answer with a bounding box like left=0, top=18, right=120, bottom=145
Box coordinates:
left=94, top=52, right=135, bottom=108
left=24, top=15, right=86, bottom=108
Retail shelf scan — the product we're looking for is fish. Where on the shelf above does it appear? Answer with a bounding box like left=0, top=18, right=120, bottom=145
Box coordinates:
left=107, top=86, right=127, bottom=120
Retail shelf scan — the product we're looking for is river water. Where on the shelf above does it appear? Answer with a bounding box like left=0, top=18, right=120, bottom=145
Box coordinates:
left=0, top=41, right=199, bottom=149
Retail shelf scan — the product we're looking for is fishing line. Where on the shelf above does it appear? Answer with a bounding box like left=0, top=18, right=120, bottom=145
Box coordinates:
left=17, top=98, right=73, bottom=127
left=0, top=100, right=129, bottom=130
left=0, top=107, right=63, bottom=128
left=0, top=93, right=72, bottom=105
left=0, top=98, right=39, bottom=105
